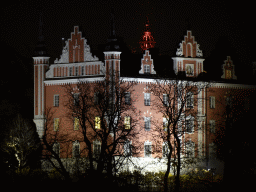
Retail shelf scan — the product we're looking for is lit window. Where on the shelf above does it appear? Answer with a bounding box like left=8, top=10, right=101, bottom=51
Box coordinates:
left=54, top=95, right=59, bottom=107
left=124, top=116, right=131, bottom=129
left=144, top=93, right=150, bottom=106
left=74, top=117, right=79, bottom=130
left=95, top=116, right=101, bottom=129
left=54, top=118, right=59, bottom=131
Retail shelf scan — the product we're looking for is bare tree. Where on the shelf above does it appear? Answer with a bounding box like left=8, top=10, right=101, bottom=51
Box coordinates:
left=41, top=107, right=72, bottom=181
left=1, top=114, right=40, bottom=170
left=149, top=77, right=208, bottom=192
left=62, top=77, right=141, bottom=178
left=213, top=89, right=256, bottom=186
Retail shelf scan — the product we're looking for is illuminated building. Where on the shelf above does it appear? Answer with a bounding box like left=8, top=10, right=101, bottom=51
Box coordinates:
left=33, top=16, right=255, bottom=175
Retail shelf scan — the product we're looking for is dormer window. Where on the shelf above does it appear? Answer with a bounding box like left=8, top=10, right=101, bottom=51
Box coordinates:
left=185, top=64, right=194, bottom=76
left=221, top=56, right=237, bottom=80
left=144, top=65, right=150, bottom=74
left=226, top=69, right=232, bottom=79
left=139, top=50, right=156, bottom=74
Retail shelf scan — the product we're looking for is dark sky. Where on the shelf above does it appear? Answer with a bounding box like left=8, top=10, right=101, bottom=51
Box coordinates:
left=1, top=0, right=255, bottom=77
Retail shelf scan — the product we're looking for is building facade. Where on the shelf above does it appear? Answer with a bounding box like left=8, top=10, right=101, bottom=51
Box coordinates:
left=33, top=23, right=255, bottom=175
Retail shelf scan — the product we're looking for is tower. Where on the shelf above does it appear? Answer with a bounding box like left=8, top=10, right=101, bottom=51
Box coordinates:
left=103, top=8, right=121, bottom=114
left=221, top=56, right=237, bottom=80
left=172, top=31, right=204, bottom=77
left=139, top=18, right=156, bottom=52
left=103, top=8, right=121, bottom=82
left=33, top=12, right=50, bottom=139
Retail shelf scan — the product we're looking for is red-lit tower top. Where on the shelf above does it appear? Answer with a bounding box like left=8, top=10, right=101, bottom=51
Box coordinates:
left=139, top=18, right=156, bottom=52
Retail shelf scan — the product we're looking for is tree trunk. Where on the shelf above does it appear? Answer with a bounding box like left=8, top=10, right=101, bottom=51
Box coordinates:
left=164, top=153, right=171, bottom=192
left=174, top=137, right=181, bottom=192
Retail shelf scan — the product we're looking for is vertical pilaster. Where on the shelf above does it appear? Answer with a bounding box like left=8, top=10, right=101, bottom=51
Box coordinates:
left=33, top=57, right=49, bottom=138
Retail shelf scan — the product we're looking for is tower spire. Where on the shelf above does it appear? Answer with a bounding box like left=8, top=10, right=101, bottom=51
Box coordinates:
left=139, top=17, right=155, bottom=52
left=34, top=10, right=48, bottom=56
left=105, top=7, right=120, bottom=51
left=110, top=7, right=116, bottom=39
left=38, top=11, right=44, bottom=42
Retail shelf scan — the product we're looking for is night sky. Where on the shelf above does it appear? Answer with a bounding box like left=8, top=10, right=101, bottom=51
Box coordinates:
left=1, top=0, right=255, bottom=118
left=1, top=0, right=255, bottom=66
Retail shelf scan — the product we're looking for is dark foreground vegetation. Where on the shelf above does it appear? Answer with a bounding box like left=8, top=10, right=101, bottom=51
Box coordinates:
left=2, top=166, right=226, bottom=192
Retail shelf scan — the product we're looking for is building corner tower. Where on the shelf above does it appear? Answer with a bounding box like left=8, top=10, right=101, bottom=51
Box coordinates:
left=33, top=12, right=50, bottom=139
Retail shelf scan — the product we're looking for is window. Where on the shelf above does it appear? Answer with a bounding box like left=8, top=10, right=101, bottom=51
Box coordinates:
left=73, top=141, right=80, bottom=158
left=73, top=93, right=80, bottom=106
left=125, top=92, right=131, bottom=105
left=81, top=66, right=84, bottom=76
left=74, top=117, right=79, bottom=130
left=124, top=116, right=131, bottom=129
left=95, top=116, right=101, bottom=129
left=186, top=92, right=194, bottom=108
left=210, top=96, right=215, bottom=109
left=54, top=95, right=59, bottom=107
left=54, top=118, right=59, bottom=131
left=186, top=120, right=194, bottom=133
left=69, top=67, right=73, bottom=76
left=144, top=93, right=150, bottom=106
left=144, top=65, right=150, bottom=74
left=93, top=140, right=101, bottom=159
left=209, top=143, right=216, bottom=159
left=75, top=66, right=79, bottom=76
left=144, top=141, right=152, bottom=157
left=162, top=142, right=169, bottom=158
left=210, top=120, right=215, bottom=133
left=163, top=94, right=169, bottom=106
left=226, top=96, right=232, bottom=107
left=163, top=118, right=168, bottom=131
left=94, top=92, right=100, bottom=105
left=124, top=140, right=132, bottom=156
left=144, top=117, right=151, bottom=131
left=53, top=142, right=60, bottom=157
left=185, top=140, right=195, bottom=158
